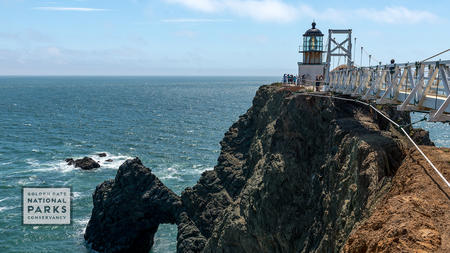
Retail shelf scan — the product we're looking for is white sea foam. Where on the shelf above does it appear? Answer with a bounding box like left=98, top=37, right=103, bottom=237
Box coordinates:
left=159, top=166, right=182, bottom=181
left=92, top=152, right=133, bottom=169
left=74, top=217, right=91, bottom=235
left=158, top=164, right=213, bottom=181
left=18, top=177, right=37, bottom=185
left=160, top=174, right=182, bottom=181
left=72, top=192, right=82, bottom=199
left=0, top=161, right=12, bottom=166
left=25, top=158, right=40, bottom=168
left=25, top=152, right=133, bottom=173
left=0, top=206, right=18, bottom=212
left=0, top=197, right=10, bottom=203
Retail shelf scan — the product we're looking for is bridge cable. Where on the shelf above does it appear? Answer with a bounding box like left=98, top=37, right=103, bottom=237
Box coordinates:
left=361, top=47, right=380, bottom=65
left=294, top=92, right=450, bottom=189
left=399, top=115, right=428, bottom=128
left=421, top=49, right=450, bottom=63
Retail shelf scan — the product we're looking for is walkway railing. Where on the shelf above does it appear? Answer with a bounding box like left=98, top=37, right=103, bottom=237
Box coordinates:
left=327, top=60, right=450, bottom=122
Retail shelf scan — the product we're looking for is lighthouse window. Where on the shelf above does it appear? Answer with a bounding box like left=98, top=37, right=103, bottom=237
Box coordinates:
left=303, top=36, right=323, bottom=51
left=317, top=37, right=323, bottom=51
left=310, top=36, right=316, bottom=50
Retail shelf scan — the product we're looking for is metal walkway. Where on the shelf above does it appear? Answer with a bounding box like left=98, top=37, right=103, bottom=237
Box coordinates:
left=326, top=60, right=450, bottom=122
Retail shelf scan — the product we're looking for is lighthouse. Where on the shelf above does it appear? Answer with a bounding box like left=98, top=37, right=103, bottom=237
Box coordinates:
left=298, top=22, right=326, bottom=85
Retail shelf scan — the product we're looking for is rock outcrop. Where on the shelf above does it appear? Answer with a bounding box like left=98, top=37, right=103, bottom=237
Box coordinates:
left=66, top=157, right=100, bottom=170
left=84, top=158, right=182, bottom=252
left=85, top=85, right=449, bottom=252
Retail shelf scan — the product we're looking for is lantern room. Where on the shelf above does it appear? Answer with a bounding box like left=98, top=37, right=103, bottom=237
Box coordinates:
left=301, top=22, right=324, bottom=64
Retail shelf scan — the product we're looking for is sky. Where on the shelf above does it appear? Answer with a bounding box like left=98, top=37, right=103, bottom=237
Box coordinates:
left=0, top=0, right=449, bottom=76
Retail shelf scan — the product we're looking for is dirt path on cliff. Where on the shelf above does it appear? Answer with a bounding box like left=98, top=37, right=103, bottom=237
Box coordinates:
left=344, top=146, right=450, bottom=252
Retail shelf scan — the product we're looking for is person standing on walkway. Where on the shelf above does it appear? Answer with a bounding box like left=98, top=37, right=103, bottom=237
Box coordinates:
left=315, top=76, right=320, bottom=91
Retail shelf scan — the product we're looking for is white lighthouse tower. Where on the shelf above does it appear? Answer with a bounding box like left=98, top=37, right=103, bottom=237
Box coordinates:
left=298, top=22, right=326, bottom=85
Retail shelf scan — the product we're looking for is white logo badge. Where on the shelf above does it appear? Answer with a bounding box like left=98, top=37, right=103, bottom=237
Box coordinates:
left=22, top=187, right=71, bottom=225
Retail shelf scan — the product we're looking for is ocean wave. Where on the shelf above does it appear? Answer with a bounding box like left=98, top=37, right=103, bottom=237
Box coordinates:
left=0, top=197, right=11, bottom=203
left=74, top=216, right=91, bottom=236
left=25, top=152, right=133, bottom=173
left=17, top=175, right=39, bottom=185
left=25, top=158, right=41, bottom=168
left=157, top=164, right=213, bottom=181
left=93, top=152, right=133, bottom=169
left=72, top=192, right=82, bottom=199
left=0, top=205, right=18, bottom=212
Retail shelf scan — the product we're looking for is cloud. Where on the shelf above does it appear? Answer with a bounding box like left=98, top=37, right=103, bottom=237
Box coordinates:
left=165, top=0, right=297, bottom=23
left=225, top=0, right=297, bottom=22
left=298, top=5, right=349, bottom=24
left=46, top=47, right=62, bottom=57
left=164, top=0, right=440, bottom=24
left=356, top=6, right=438, bottom=24
left=165, top=0, right=219, bottom=12
left=33, top=7, right=109, bottom=12
left=161, top=18, right=232, bottom=23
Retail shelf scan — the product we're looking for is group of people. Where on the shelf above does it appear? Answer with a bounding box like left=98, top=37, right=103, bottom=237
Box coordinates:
left=282, top=74, right=297, bottom=85
left=283, top=73, right=324, bottom=91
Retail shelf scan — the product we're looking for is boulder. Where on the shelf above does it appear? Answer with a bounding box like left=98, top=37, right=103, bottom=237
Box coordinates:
left=65, top=158, right=75, bottom=165
left=66, top=157, right=100, bottom=170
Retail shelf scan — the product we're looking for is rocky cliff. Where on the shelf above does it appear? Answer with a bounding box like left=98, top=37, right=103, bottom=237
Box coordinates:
left=84, top=85, right=449, bottom=252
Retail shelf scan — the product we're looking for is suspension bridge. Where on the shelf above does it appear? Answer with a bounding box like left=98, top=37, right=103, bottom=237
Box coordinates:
left=294, top=23, right=450, bottom=123
left=327, top=59, right=450, bottom=123
left=290, top=23, right=450, bottom=189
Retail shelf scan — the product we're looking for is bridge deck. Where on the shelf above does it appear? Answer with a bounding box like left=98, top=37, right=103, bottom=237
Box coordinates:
left=327, top=60, right=450, bottom=122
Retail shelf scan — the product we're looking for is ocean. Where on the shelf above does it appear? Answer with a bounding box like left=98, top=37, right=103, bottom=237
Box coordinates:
left=0, top=76, right=448, bottom=253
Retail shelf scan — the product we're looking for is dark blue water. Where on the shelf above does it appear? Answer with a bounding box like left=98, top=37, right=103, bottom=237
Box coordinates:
left=0, top=76, right=278, bottom=252
left=0, top=76, right=448, bottom=252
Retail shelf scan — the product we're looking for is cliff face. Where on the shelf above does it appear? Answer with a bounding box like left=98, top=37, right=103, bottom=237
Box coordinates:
left=186, top=85, right=408, bottom=252
left=84, top=85, right=449, bottom=253
left=343, top=146, right=450, bottom=252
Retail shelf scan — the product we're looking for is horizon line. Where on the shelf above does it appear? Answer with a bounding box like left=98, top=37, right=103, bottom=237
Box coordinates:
left=0, top=74, right=280, bottom=77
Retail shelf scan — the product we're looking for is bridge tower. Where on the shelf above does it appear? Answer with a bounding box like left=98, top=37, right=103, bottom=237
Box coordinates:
left=324, top=29, right=352, bottom=86
left=298, top=22, right=326, bottom=85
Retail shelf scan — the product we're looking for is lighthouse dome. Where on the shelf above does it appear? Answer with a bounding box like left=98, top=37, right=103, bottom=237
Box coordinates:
left=303, top=22, right=323, bottom=36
